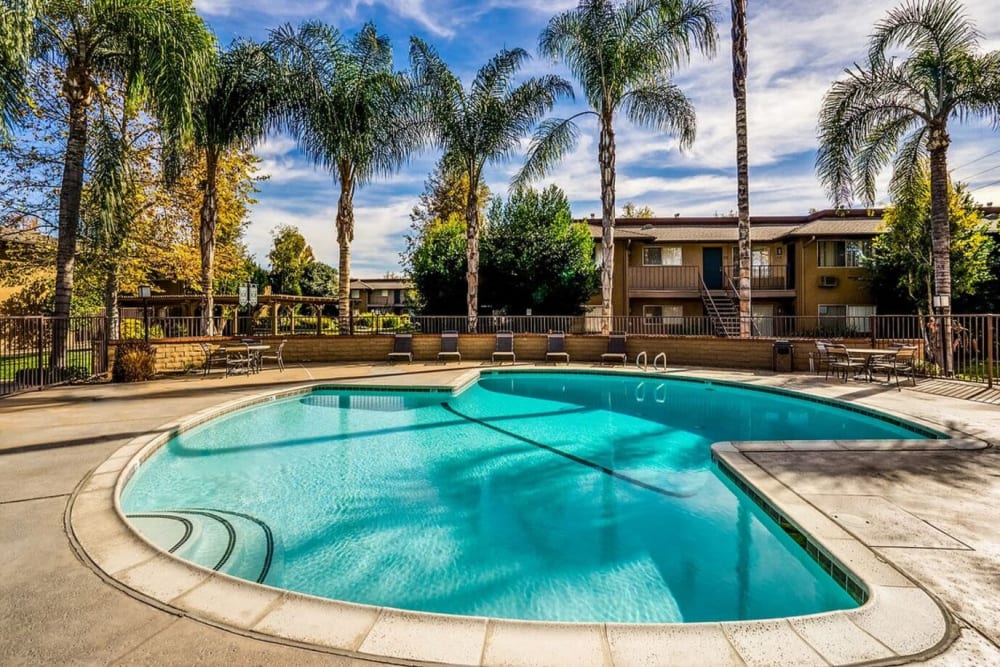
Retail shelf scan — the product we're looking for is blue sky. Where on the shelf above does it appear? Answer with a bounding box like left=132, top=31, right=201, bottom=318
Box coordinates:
left=193, top=0, right=1000, bottom=277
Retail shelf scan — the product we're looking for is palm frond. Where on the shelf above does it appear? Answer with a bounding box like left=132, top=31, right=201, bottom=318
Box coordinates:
left=515, top=113, right=593, bottom=188
left=870, top=0, right=981, bottom=65
left=889, top=126, right=929, bottom=202
left=0, top=0, right=37, bottom=138
left=854, top=115, right=921, bottom=204
left=621, top=81, right=696, bottom=148
left=817, top=61, right=927, bottom=206
left=85, top=115, right=135, bottom=248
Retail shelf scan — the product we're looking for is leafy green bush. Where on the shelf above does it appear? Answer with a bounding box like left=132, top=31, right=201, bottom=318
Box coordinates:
left=112, top=340, right=157, bottom=382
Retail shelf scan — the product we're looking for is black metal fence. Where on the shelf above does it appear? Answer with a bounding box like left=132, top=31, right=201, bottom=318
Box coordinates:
left=0, top=316, right=108, bottom=396
left=3, top=312, right=996, bottom=395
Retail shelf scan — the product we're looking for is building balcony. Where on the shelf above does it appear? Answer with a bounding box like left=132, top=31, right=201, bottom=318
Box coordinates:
left=723, top=264, right=793, bottom=292
left=628, top=265, right=701, bottom=296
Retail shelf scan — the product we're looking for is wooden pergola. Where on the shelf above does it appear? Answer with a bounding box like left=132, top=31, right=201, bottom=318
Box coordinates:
left=118, top=293, right=341, bottom=336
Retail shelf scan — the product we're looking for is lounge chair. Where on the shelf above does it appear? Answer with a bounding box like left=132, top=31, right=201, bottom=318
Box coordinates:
left=199, top=342, right=228, bottom=375
left=260, top=339, right=286, bottom=372
left=387, top=333, right=413, bottom=364
left=492, top=331, right=516, bottom=364
left=545, top=331, right=570, bottom=364
left=437, top=331, right=461, bottom=363
left=601, top=332, right=627, bottom=366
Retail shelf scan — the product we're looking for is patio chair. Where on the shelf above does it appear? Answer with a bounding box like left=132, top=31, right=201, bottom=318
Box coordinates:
left=225, top=344, right=252, bottom=376
left=199, top=342, right=228, bottom=375
left=871, top=345, right=917, bottom=388
left=437, top=331, right=461, bottom=363
left=545, top=331, right=570, bottom=365
left=813, top=341, right=832, bottom=375
left=260, top=339, right=286, bottom=372
left=492, top=331, right=516, bottom=364
left=826, top=343, right=865, bottom=382
left=601, top=332, right=627, bottom=366
left=387, top=333, right=413, bottom=364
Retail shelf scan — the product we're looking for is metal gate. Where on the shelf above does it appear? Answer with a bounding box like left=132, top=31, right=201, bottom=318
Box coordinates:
left=0, top=316, right=108, bottom=396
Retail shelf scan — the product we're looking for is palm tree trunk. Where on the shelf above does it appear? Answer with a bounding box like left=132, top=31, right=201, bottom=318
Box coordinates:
left=928, top=127, right=952, bottom=376
left=598, top=112, right=616, bottom=335
left=336, top=161, right=355, bottom=334
left=732, top=0, right=752, bottom=338
left=465, top=182, right=481, bottom=333
left=199, top=147, right=219, bottom=336
left=104, top=267, right=120, bottom=342
left=51, top=74, right=91, bottom=366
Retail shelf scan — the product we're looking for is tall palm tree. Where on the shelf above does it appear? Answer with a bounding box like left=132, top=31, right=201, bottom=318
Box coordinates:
left=817, top=0, right=1000, bottom=376
left=731, top=0, right=751, bottom=337
left=194, top=41, right=283, bottom=336
left=272, top=22, right=421, bottom=334
left=519, top=0, right=717, bottom=332
left=9, top=0, right=214, bottom=363
left=411, top=38, right=572, bottom=332
left=0, top=0, right=36, bottom=139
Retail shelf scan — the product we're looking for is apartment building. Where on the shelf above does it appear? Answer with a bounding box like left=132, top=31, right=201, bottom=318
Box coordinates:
left=586, top=208, right=886, bottom=335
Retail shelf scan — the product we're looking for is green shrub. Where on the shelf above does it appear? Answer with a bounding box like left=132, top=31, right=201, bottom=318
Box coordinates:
left=380, top=314, right=401, bottom=330
left=355, top=314, right=373, bottom=329
left=112, top=340, right=157, bottom=382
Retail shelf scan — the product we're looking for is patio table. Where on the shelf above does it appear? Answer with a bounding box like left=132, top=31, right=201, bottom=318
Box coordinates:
left=845, top=348, right=898, bottom=382
left=224, top=344, right=270, bottom=374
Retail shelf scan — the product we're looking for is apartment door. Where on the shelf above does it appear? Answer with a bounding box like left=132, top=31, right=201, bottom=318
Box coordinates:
left=785, top=244, right=796, bottom=289
left=702, top=247, right=723, bottom=289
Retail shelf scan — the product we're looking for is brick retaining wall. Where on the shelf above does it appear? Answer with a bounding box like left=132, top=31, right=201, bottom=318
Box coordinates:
left=111, top=334, right=871, bottom=375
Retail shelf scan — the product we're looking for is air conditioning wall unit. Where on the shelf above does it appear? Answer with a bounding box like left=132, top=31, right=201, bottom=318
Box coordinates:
left=817, top=275, right=839, bottom=288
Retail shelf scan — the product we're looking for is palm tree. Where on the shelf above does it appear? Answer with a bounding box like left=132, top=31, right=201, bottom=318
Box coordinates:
left=731, top=0, right=751, bottom=337
left=0, top=0, right=36, bottom=139
left=272, top=22, right=421, bottom=334
left=9, top=0, right=214, bottom=363
left=518, top=0, right=718, bottom=332
left=411, top=39, right=572, bottom=332
left=194, top=41, right=283, bottom=336
left=817, top=0, right=1000, bottom=376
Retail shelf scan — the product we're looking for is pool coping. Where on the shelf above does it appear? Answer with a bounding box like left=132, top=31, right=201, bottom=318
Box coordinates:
left=67, top=369, right=987, bottom=666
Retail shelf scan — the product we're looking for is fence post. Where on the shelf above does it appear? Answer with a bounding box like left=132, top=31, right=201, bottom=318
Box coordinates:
left=987, top=316, right=994, bottom=390
left=36, top=317, right=45, bottom=386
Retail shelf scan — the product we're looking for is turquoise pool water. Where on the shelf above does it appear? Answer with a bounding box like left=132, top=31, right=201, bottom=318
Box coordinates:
left=121, top=372, right=936, bottom=623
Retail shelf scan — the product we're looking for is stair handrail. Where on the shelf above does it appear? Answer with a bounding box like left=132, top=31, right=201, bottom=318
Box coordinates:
left=699, top=277, right=731, bottom=337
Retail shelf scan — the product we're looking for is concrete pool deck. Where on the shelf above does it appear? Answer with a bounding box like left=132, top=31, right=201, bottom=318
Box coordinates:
left=2, top=361, right=999, bottom=665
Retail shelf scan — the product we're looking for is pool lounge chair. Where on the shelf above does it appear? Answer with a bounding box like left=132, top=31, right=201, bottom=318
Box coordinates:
left=545, top=331, right=570, bottom=364
left=492, top=331, right=516, bottom=364
left=387, top=333, right=413, bottom=364
left=438, top=331, right=461, bottom=363
left=601, top=332, right=627, bottom=366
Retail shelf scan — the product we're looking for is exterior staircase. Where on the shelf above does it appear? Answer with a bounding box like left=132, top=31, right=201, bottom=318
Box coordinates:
left=703, top=292, right=740, bottom=336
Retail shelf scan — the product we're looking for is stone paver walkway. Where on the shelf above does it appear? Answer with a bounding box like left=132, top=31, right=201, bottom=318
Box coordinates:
left=1, top=362, right=998, bottom=665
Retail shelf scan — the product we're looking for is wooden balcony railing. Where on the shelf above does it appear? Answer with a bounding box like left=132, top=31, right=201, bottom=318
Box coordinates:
left=628, top=265, right=701, bottom=290
left=723, top=264, right=790, bottom=290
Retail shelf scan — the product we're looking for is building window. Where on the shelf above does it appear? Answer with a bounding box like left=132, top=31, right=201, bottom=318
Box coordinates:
left=350, top=289, right=360, bottom=299
left=817, top=240, right=871, bottom=267
left=643, top=246, right=682, bottom=266
left=818, top=304, right=877, bottom=333
left=643, top=304, right=683, bottom=323
left=378, top=289, right=389, bottom=297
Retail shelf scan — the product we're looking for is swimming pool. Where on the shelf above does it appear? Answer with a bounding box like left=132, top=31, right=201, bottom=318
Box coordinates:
left=121, top=371, right=939, bottom=623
